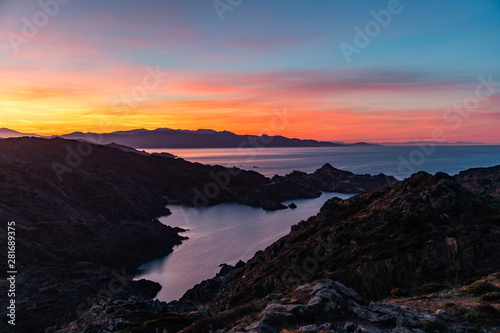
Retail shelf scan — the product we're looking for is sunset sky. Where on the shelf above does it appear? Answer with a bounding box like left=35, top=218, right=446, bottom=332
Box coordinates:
left=1, top=0, right=499, bottom=143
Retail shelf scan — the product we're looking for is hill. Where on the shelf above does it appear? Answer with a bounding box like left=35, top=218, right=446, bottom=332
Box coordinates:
left=0, top=128, right=40, bottom=138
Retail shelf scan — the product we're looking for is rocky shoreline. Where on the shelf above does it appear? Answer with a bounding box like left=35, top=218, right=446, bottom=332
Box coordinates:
left=53, top=165, right=500, bottom=332
left=0, top=137, right=397, bottom=332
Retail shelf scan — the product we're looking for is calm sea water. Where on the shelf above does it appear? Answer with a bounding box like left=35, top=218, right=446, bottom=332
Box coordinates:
left=135, top=192, right=353, bottom=302
left=146, top=145, right=500, bottom=180
left=136, top=146, right=500, bottom=302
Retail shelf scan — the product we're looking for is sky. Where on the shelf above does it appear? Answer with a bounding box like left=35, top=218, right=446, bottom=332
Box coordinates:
left=0, top=0, right=499, bottom=143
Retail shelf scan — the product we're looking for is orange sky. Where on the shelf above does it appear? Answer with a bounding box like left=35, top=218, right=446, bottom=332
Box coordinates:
left=1, top=1, right=499, bottom=143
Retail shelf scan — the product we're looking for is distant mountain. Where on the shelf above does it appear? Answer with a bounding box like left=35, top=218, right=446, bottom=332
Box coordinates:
left=0, top=127, right=40, bottom=138
left=59, top=128, right=374, bottom=148
left=382, top=140, right=487, bottom=146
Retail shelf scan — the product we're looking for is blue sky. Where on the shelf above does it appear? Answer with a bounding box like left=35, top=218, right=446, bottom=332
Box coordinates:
left=0, top=0, right=499, bottom=142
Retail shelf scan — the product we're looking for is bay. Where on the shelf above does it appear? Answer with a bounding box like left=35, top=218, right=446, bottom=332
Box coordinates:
left=135, top=192, right=353, bottom=302
left=136, top=145, right=500, bottom=302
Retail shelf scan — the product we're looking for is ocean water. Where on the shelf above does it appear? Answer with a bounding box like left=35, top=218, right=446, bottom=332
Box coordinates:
left=136, top=145, right=500, bottom=302
left=146, top=145, right=500, bottom=180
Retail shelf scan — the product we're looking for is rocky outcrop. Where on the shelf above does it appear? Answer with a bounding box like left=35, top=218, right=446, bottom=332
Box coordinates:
left=273, top=163, right=398, bottom=193
left=455, top=165, right=500, bottom=198
left=234, top=279, right=438, bottom=333
left=56, top=274, right=500, bottom=332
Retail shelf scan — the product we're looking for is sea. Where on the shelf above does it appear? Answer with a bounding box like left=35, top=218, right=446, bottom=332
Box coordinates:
left=134, top=145, right=500, bottom=302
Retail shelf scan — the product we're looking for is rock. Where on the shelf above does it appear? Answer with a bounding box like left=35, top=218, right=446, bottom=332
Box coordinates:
left=434, top=309, right=446, bottom=316
left=266, top=293, right=283, bottom=301
left=455, top=165, right=500, bottom=198
left=353, top=303, right=434, bottom=328
left=290, top=280, right=363, bottom=320
left=289, top=202, right=297, bottom=209
left=344, top=322, right=384, bottom=332
left=298, top=323, right=332, bottom=332
left=235, top=260, right=246, bottom=269
left=245, top=320, right=275, bottom=333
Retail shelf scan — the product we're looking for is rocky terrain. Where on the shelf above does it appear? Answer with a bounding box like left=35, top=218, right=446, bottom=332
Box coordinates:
left=0, top=137, right=395, bottom=332
left=55, top=273, right=500, bottom=332
left=455, top=165, right=500, bottom=199
left=53, top=166, right=500, bottom=332
left=177, top=170, right=500, bottom=307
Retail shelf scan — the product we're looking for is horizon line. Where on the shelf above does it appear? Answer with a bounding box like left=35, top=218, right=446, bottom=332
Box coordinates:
left=1, top=127, right=499, bottom=145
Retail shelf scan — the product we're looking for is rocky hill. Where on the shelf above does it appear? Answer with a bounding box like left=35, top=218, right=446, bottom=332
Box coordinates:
left=52, top=166, right=500, bottom=332
left=455, top=165, right=500, bottom=199
left=174, top=171, right=500, bottom=309
left=0, top=137, right=395, bottom=332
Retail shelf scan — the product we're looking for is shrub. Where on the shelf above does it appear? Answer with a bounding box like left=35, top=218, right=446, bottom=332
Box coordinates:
left=416, top=283, right=447, bottom=295
left=466, top=281, right=500, bottom=296
left=391, top=288, right=412, bottom=297
left=442, top=302, right=457, bottom=310
left=480, top=291, right=500, bottom=302
left=464, top=304, right=500, bottom=326
left=463, top=311, right=489, bottom=326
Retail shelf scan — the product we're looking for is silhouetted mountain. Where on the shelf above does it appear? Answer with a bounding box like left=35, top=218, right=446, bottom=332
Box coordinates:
left=0, top=128, right=40, bottom=138
left=59, top=128, right=373, bottom=148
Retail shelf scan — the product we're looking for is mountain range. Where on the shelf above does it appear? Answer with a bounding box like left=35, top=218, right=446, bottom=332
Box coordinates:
left=0, top=127, right=372, bottom=148
left=58, top=128, right=374, bottom=148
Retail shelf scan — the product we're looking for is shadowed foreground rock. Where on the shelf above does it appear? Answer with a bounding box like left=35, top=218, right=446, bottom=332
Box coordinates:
left=54, top=274, right=500, bottom=332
